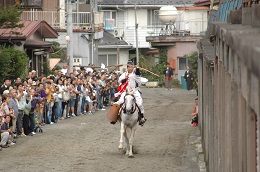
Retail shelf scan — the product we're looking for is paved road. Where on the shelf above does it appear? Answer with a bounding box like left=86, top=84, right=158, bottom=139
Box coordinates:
left=0, top=88, right=200, bottom=172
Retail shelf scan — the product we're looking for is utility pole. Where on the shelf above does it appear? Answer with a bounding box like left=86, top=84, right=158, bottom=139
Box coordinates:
left=135, top=3, right=139, bottom=65
left=67, top=0, right=74, bottom=73
left=90, top=0, right=98, bottom=66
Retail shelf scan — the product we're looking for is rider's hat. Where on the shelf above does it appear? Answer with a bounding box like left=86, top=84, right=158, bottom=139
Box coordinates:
left=127, top=61, right=133, bottom=66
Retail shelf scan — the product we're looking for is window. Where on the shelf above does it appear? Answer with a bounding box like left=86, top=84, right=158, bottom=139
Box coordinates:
left=74, top=59, right=76, bottom=62
left=147, top=9, right=163, bottom=26
left=179, top=57, right=187, bottom=70
left=18, top=0, right=43, bottom=8
left=103, top=11, right=117, bottom=28
left=77, top=59, right=80, bottom=62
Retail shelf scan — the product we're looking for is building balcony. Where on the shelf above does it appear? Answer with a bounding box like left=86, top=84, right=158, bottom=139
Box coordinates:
left=116, top=21, right=207, bottom=48
left=20, top=11, right=103, bottom=31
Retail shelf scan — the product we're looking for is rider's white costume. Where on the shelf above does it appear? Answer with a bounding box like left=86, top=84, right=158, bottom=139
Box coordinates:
left=115, top=68, right=144, bottom=114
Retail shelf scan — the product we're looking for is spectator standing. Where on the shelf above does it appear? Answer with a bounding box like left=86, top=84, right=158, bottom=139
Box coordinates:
left=61, top=64, right=69, bottom=75
left=184, top=66, right=194, bottom=91
left=0, top=79, right=11, bottom=96
left=8, top=89, right=18, bottom=135
left=31, top=70, right=38, bottom=81
left=16, top=83, right=27, bottom=137
left=164, top=62, right=173, bottom=90
left=23, top=92, right=32, bottom=135
left=45, top=81, right=54, bottom=124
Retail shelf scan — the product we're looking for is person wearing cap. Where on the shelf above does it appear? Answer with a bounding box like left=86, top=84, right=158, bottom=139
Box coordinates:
left=114, top=61, right=147, bottom=126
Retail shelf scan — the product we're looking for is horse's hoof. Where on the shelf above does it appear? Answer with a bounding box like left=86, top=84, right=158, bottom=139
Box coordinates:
left=128, top=154, right=134, bottom=158
left=125, top=150, right=129, bottom=155
left=118, top=145, right=123, bottom=150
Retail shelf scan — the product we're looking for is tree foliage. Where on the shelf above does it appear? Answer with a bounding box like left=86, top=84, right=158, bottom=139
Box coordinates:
left=138, top=48, right=168, bottom=83
left=0, top=6, right=23, bottom=29
left=0, top=46, right=28, bottom=83
left=50, top=41, right=67, bottom=62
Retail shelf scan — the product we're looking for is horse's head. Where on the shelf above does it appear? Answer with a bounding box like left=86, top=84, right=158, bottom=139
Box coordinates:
left=123, top=93, right=136, bottom=114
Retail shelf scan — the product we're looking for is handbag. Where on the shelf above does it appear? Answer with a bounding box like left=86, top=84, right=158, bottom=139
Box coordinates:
left=168, top=76, right=173, bottom=81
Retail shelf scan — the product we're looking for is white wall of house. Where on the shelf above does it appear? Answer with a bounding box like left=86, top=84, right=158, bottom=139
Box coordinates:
left=127, top=9, right=148, bottom=27
left=117, top=10, right=125, bottom=29
left=116, top=8, right=208, bottom=48
left=175, top=10, right=208, bottom=34
left=46, top=32, right=91, bottom=66
left=119, top=49, right=129, bottom=71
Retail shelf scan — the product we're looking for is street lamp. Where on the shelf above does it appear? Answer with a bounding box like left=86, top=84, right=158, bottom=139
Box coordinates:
left=65, top=35, right=70, bottom=43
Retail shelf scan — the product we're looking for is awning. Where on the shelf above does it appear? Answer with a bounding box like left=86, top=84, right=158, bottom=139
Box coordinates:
left=49, top=58, right=61, bottom=70
left=24, top=39, right=53, bottom=49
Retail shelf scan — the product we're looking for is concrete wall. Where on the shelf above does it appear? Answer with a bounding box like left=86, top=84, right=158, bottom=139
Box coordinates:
left=176, top=42, right=197, bottom=57
left=198, top=5, right=260, bottom=172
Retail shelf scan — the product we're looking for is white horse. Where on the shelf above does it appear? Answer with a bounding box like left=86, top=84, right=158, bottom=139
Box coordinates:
left=118, top=91, right=139, bottom=157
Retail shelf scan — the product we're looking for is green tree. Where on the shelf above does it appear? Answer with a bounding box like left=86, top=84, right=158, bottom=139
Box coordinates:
left=50, top=41, right=67, bottom=62
left=0, top=6, right=29, bottom=83
left=0, top=46, right=28, bottom=83
left=0, top=6, right=23, bottom=29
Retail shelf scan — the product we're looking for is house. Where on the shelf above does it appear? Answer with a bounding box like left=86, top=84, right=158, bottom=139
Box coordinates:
left=98, top=31, right=132, bottom=69
left=14, top=0, right=104, bottom=67
left=0, top=20, right=58, bottom=76
left=98, top=0, right=209, bottom=82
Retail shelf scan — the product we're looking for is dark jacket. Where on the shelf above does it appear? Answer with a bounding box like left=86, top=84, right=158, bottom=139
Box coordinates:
left=164, top=67, right=173, bottom=77
left=184, top=70, right=193, bottom=81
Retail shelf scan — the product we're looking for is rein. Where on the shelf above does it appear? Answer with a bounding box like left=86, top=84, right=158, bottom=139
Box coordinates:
left=123, top=94, right=137, bottom=114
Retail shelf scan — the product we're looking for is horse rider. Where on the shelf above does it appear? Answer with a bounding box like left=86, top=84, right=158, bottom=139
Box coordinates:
left=114, top=61, right=147, bottom=126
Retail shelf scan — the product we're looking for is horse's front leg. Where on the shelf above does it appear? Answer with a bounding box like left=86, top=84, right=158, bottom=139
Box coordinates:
left=128, top=124, right=138, bottom=157
left=118, top=121, right=125, bottom=150
left=124, top=128, right=130, bottom=156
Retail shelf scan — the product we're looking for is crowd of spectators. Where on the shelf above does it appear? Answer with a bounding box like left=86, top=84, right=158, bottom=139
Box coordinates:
left=0, top=64, right=121, bottom=150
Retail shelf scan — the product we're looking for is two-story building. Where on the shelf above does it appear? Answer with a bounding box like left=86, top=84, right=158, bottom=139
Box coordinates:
left=16, top=0, right=103, bottom=67
left=98, top=0, right=209, bottom=81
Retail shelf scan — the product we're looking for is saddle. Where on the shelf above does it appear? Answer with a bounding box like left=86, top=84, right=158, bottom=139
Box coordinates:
left=107, top=103, right=141, bottom=125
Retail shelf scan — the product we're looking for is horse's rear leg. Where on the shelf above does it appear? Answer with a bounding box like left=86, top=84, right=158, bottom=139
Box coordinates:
left=128, top=124, right=138, bottom=157
left=118, top=122, right=125, bottom=150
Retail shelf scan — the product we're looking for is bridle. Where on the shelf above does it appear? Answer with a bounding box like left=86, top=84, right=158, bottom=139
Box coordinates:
left=122, top=94, right=137, bottom=114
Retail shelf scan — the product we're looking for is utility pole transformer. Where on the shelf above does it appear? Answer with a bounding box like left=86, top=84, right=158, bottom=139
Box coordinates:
left=67, top=0, right=74, bottom=73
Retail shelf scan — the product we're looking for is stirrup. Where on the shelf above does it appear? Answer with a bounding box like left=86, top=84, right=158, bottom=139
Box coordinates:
left=139, top=118, right=147, bottom=126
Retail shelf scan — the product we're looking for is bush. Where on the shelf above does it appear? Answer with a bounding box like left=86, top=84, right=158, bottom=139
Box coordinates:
left=0, top=46, right=28, bottom=83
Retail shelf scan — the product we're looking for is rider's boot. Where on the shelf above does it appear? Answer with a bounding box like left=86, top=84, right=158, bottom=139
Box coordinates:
left=139, top=113, right=147, bottom=126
